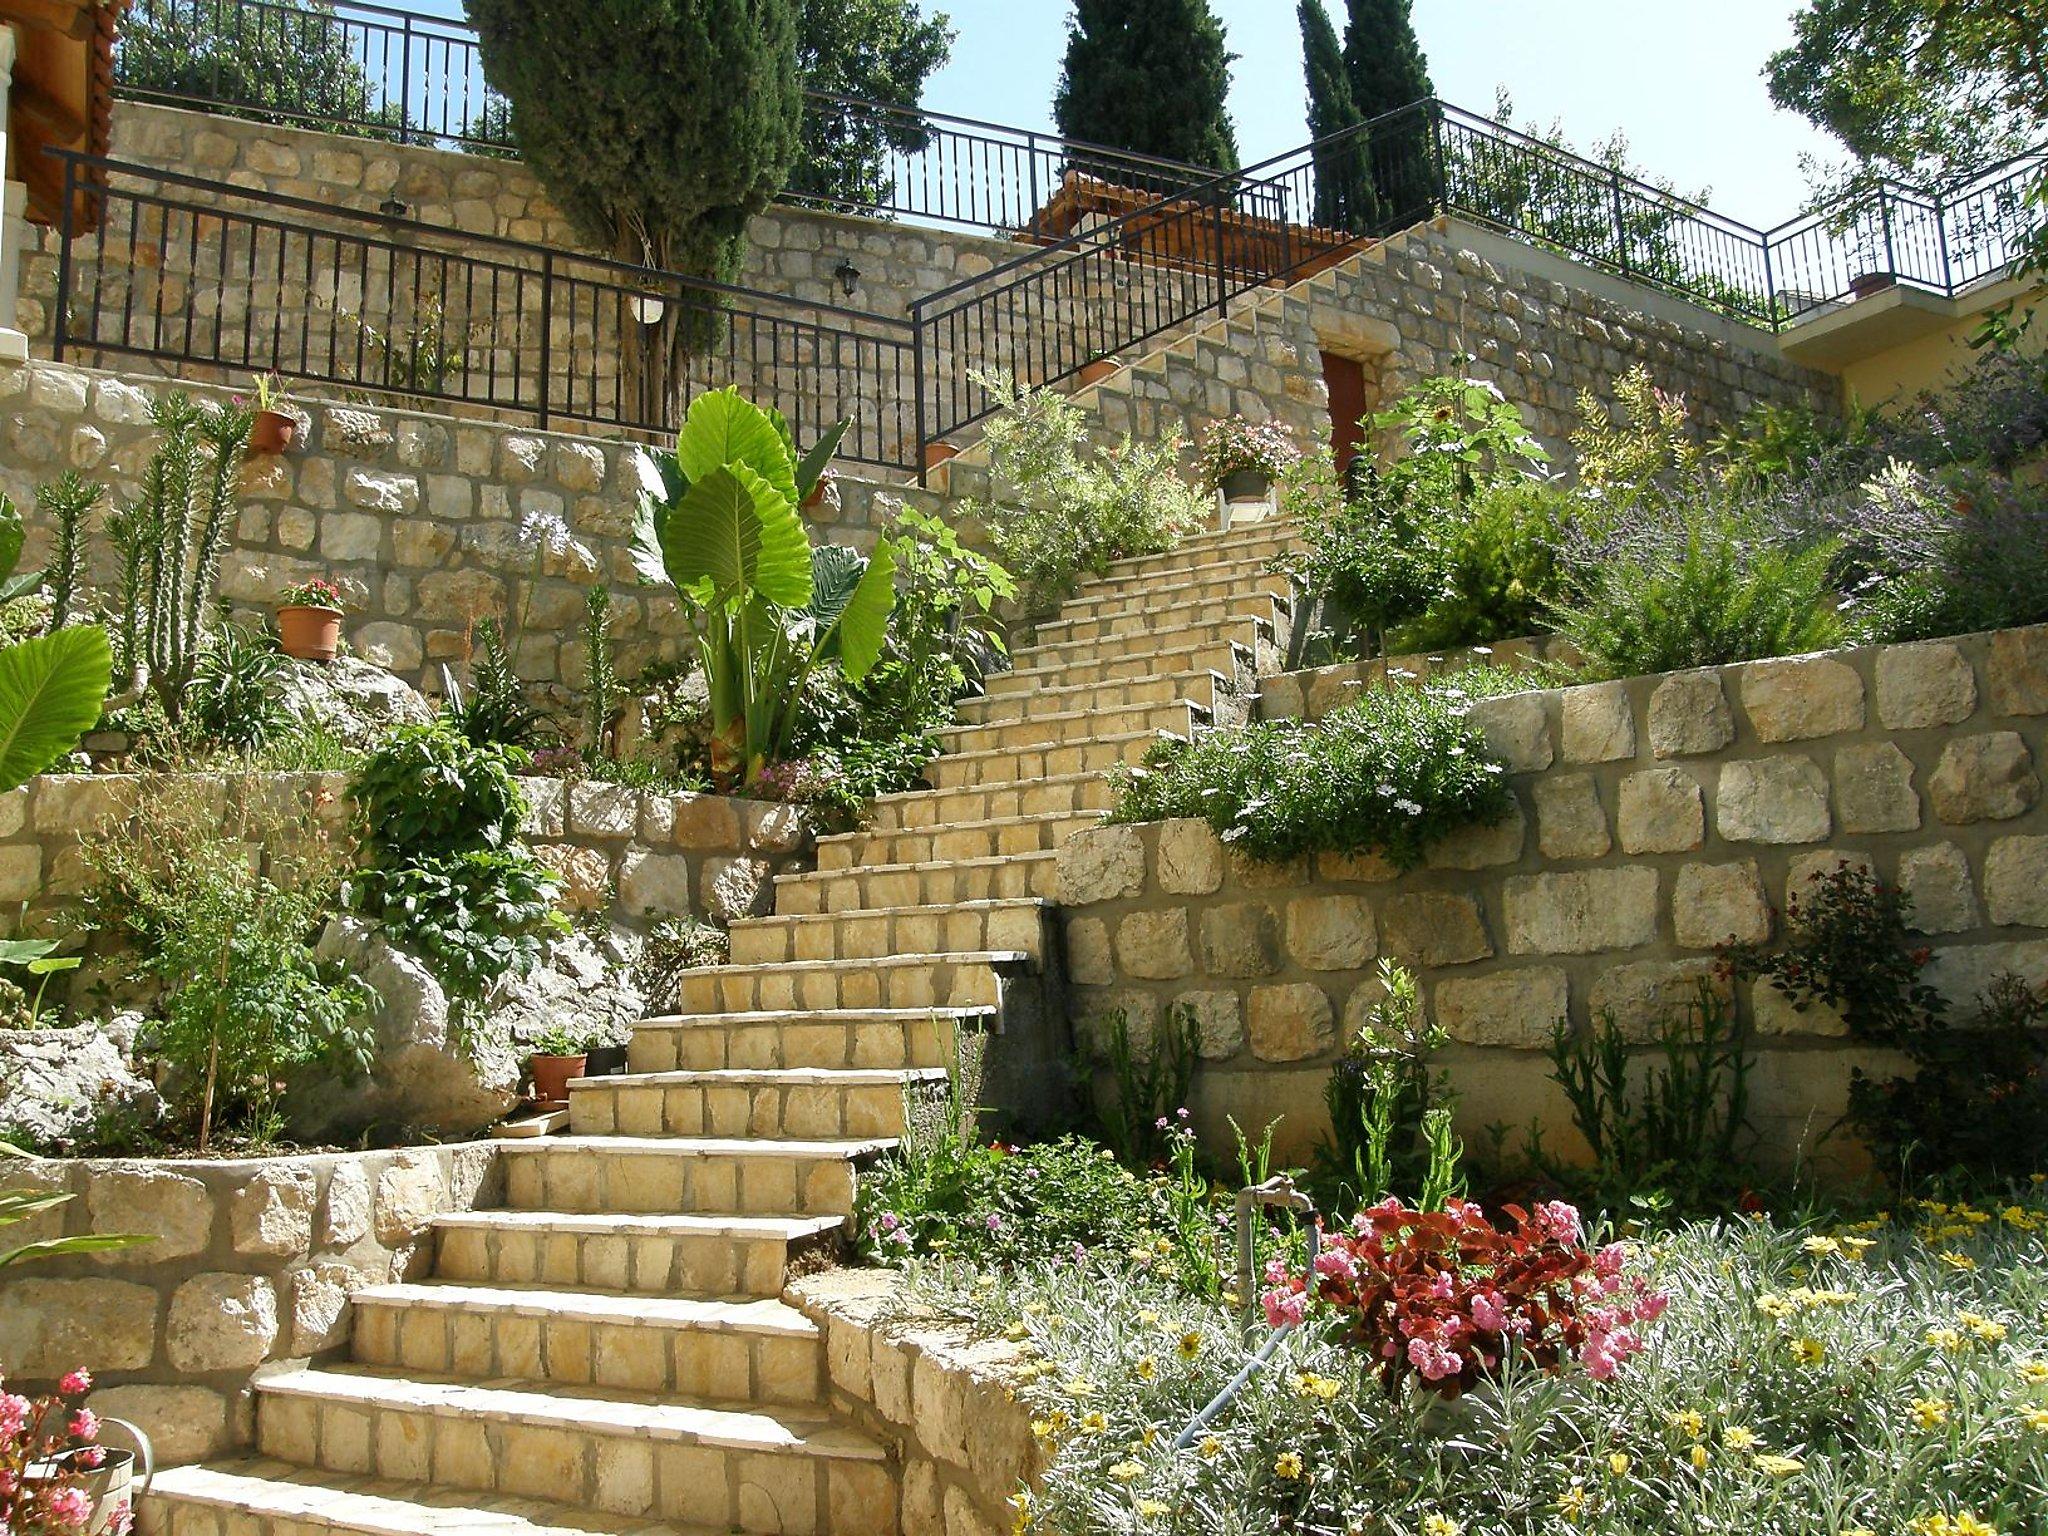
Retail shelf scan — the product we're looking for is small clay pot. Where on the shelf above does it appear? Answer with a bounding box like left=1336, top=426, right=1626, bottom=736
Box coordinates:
left=276, top=604, right=344, bottom=662
left=529, top=1053, right=587, bottom=1105
left=1849, top=271, right=1896, bottom=299
left=250, top=408, right=298, bottom=455
left=1077, top=359, right=1117, bottom=386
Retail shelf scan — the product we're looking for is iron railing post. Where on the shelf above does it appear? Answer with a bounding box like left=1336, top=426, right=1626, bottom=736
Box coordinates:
left=1429, top=101, right=1448, bottom=218
left=1212, top=194, right=1229, bottom=319
left=53, top=154, right=76, bottom=361
left=1611, top=168, right=1630, bottom=275
left=1879, top=187, right=1898, bottom=278
left=911, top=311, right=929, bottom=486
left=1761, top=231, right=1778, bottom=330
left=398, top=13, right=415, bottom=144
left=1934, top=190, right=1953, bottom=296
left=536, top=249, right=553, bottom=429
left=1026, top=132, right=1042, bottom=241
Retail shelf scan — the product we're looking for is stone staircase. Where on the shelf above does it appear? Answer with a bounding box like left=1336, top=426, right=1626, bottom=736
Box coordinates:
left=140, top=517, right=1299, bottom=1536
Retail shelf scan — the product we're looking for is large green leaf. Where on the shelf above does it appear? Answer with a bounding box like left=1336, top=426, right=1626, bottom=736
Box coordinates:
left=795, top=419, right=850, bottom=502
left=0, top=627, right=112, bottom=795
left=832, top=537, right=898, bottom=684
left=673, top=390, right=799, bottom=509
left=0, top=938, right=58, bottom=968
left=659, top=465, right=813, bottom=610
left=808, top=544, right=868, bottom=631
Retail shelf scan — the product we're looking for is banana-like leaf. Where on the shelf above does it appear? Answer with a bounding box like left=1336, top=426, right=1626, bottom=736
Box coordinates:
left=1, top=1233, right=152, bottom=1268
left=808, top=544, right=868, bottom=631
left=673, top=390, right=798, bottom=509
left=795, top=419, right=850, bottom=502
left=629, top=447, right=688, bottom=588
left=0, top=938, right=58, bottom=967
left=0, top=627, right=113, bottom=795
left=832, top=537, right=898, bottom=684
left=27, top=956, right=80, bottom=977
left=660, top=465, right=813, bottom=610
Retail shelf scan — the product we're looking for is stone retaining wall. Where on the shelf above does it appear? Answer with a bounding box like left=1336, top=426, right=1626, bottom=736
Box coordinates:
left=1255, top=634, right=1582, bottom=722
left=0, top=1143, right=498, bottom=1463
left=790, top=1269, right=1041, bottom=1536
left=1055, top=623, right=2048, bottom=1171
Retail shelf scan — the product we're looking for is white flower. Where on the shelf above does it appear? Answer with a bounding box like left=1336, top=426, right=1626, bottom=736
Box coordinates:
left=518, top=508, right=574, bottom=556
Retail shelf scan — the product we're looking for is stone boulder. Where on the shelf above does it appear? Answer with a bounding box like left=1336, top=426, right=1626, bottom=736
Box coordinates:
left=302, top=920, right=644, bottom=1137
left=0, top=1017, right=163, bottom=1151
left=272, top=656, right=434, bottom=748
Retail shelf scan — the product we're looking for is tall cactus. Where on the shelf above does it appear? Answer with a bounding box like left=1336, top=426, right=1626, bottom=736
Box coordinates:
left=35, top=472, right=107, bottom=633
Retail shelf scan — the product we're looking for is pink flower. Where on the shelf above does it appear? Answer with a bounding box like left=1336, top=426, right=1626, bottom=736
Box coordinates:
left=1638, top=1289, right=1671, bottom=1322
left=47, top=1485, right=92, bottom=1528
left=1407, top=1338, right=1463, bottom=1382
left=1536, top=1201, right=1583, bottom=1245
left=1594, top=1243, right=1627, bottom=1278
left=1262, top=1287, right=1307, bottom=1330
left=57, top=1369, right=91, bottom=1396
left=1312, top=1247, right=1358, bottom=1283
left=68, top=1408, right=98, bottom=1441
left=1470, top=1290, right=1510, bottom=1333
left=1582, top=1338, right=1618, bottom=1381
left=984, top=1212, right=1003, bottom=1233
left=0, top=1392, right=29, bottom=1437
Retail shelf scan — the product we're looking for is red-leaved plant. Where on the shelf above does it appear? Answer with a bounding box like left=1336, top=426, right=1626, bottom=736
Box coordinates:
left=1261, top=1197, right=1668, bottom=1398
left=1, top=1367, right=127, bottom=1534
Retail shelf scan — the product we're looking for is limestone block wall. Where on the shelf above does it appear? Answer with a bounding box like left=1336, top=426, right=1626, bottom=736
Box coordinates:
left=1055, top=624, right=2048, bottom=1170
left=790, top=1269, right=1041, bottom=1536
left=0, top=769, right=799, bottom=942
left=1255, top=634, right=1582, bottom=722
left=0, top=358, right=927, bottom=711
left=0, top=1144, right=499, bottom=1463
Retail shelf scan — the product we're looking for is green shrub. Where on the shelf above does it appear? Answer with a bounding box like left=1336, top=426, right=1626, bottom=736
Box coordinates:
left=1848, top=463, right=2048, bottom=644
left=1387, top=479, right=1573, bottom=653
left=1109, top=685, right=1514, bottom=866
left=1312, top=960, right=1463, bottom=1212
left=345, top=721, right=567, bottom=1013
left=1547, top=504, right=1842, bottom=679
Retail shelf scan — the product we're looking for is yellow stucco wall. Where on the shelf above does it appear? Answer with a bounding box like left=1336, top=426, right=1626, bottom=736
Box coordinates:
left=1836, top=280, right=2047, bottom=406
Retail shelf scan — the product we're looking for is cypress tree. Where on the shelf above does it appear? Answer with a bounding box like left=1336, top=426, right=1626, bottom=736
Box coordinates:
left=1341, top=0, right=1439, bottom=222
left=1298, top=0, right=1379, bottom=232
left=1053, top=0, right=1240, bottom=171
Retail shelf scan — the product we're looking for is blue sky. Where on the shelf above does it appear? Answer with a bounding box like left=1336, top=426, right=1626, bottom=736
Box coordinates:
left=920, top=1, right=1840, bottom=225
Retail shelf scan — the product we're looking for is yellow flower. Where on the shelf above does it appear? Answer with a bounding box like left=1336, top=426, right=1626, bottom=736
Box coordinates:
left=1607, top=1451, right=1630, bottom=1476
left=1926, top=1326, right=1966, bottom=1353
left=1557, top=1483, right=1588, bottom=1519
left=1177, top=1331, right=1203, bottom=1360
left=1136, top=1500, right=1170, bottom=1519
left=1138, top=1310, right=1159, bottom=1326
left=1963, top=1315, right=2008, bottom=1343
left=1909, top=1396, right=1952, bottom=1429
left=1722, top=1425, right=1759, bottom=1452
left=1755, top=1294, right=1795, bottom=1319
left=1198, top=1434, right=1223, bottom=1459
left=1293, top=1371, right=1342, bottom=1401
left=1690, top=1444, right=1711, bottom=1471
left=1754, top=1454, right=1805, bottom=1478
left=1004, top=1322, right=1029, bottom=1342
left=1789, top=1337, right=1826, bottom=1366
left=1666, top=1408, right=1707, bottom=1439
left=1135, top=1358, right=1157, bottom=1382
left=1801, top=1235, right=1841, bottom=1257
left=1109, top=1461, right=1145, bottom=1484
left=1839, top=1235, right=1874, bottom=1261
left=1063, top=1378, right=1098, bottom=1398
left=1420, top=1517, right=1461, bottom=1536
left=1273, top=1451, right=1305, bottom=1480
left=1939, top=1251, right=1979, bottom=1272
left=2020, top=1359, right=2048, bottom=1386
left=1080, top=1411, right=1109, bottom=1435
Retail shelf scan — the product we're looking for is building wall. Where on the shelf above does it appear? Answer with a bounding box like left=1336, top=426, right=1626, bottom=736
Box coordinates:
left=1055, top=624, right=2048, bottom=1173
left=1837, top=278, right=2048, bottom=405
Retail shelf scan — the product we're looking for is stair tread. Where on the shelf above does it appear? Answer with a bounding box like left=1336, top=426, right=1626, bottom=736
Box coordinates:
left=433, top=1210, right=847, bottom=1241
left=812, top=809, right=1101, bottom=848
left=496, top=1135, right=894, bottom=1160
left=259, top=1366, right=887, bottom=1458
left=356, top=1282, right=818, bottom=1336
left=153, top=1459, right=731, bottom=1536
left=940, top=699, right=1201, bottom=739
left=636, top=1007, right=995, bottom=1029
left=929, top=728, right=1179, bottom=766
left=679, top=949, right=1036, bottom=978
left=730, top=896, right=1051, bottom=927
left=964, top=666, right=1229, bottom=703
left=1098, top=522, right=1298, bottom=572
left=582, top=1067, right=947, bottom=1089
left=778, top=848, right=1062, bottom=882
left=869, top=770, right=1108, bottom=809
left=988, top=645, right=1253, bottom=687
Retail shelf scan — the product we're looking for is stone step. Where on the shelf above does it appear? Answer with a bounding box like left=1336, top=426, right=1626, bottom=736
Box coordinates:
left=939, top=697, right=1206, bottom=755
left=253, top=1367, right=893, bottom=1536
left=351, top=1283, right=826, bottom=1405
left=1006, top=613, right=1280, bottom=679
left=499, top=1136, right=891, bottom=1218
left=983, top=634, right=1264, bottom=697
left=432, top=1210, right=845, bottom=1299
left=812, top=809, right=1097, bottom=874
left=1064, top=549, right=1299, bottom=606
left=674, top=949, right=1033, bottom=1014
left=629, top=1007, right=989, bottom=1074
left=957, top=668, right=1236, bottom=725
left=1052, top=567, right=1292, bottom=621
left=1097, top=521, right=1299, bottom=579
left=727, top=898, right=1053, bottom=966
left=925, top=728, right=1170, bottom=791
left=144, top=1459, right=737, bottom=1536
left=776, top=849, right=1061, bottom=916
left=1031, top=588, right=1288, bottom=647
left=569, top=1067, right=947, bottom=1141
left=865, top=770, right=1117, bottom=833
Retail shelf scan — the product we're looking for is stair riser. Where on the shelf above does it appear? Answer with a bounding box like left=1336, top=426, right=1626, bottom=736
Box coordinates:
left=434, top=1221, right=822, bottom=1299
left=570, top=1079, right=918, bottom=1141
left=1009, top=619, right=1276, bottom=677
left=677, top=959, right=1004, bottom=1014
left=1103, top=534, right=1297, bottom=581
left=958, top=671, right=1226, bottom=724
left=779, top=856, right=1058, bottom=915
left=940, top=700, right=1201, bottom=753
left=867, top=775, right=1116, bottom=832
left=1056, top=573, right=1291, bottom=620
left=631, top=1016, right=956, bottom=1074
left=729, top=905, right=1050, bottom=966
left=926, top=733, right=1158, bottom=791
left=815, top=817, right=1087, bottom=872
left=253, top=1395, right=894, bottom=1536
left=1068, top=556, right=1296, bottom=604
left=503, top=1147, right=859, bottom=1218
left=983, top=643, right=1255, bottom=697
left=350, top=1301, right=826, bottom=1406
left=1034, top=591, right=1284, bottom=645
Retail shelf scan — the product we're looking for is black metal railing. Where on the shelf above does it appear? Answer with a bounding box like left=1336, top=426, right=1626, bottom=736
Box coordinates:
left=49, top=152, right=921, bottom=469
left=110, top=0, right=1239, bottom=237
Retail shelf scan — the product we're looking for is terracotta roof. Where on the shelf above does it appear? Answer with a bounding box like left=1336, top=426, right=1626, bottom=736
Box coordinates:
left=4, top=0, right=128, bottom=229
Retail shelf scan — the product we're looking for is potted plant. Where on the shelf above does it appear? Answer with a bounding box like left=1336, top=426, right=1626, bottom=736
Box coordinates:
left=5, top=1367, right=153, bottom=1536
left=1195, top=416, right=1301, bottom=502
left=246, top=372, right=299, bottom=455
left=528, top=1024, right=595, bottom=1105
left=1077, top=355, right=1117, bottom=387
left=582, top=1028, right=630, bottom=1079
left=276, top=577, right=347, bottom=662
left=1849, top=270, right=1896, bottom=299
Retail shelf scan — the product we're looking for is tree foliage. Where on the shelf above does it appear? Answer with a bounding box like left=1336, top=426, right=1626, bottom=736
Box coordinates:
left=468, top=1, right=803, bottom=306
left=786, top=0, right=956, bottom=210
left=1341, top=0, right=1436, bottom=221
left=1298, top=0, right=1379, bottom=232
left=1053, top=0, right=1239, bottom=171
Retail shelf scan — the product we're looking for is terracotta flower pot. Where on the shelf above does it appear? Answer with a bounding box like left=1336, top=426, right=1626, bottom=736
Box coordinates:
left=1077, top=359, right=1117, bottom=386
left=1849, top=271, right=1896, bottom=299
left=922, top=441, right=961, bottom=472
left=250, top=408, right=298, bottom=455
left=277, top=603, right=344, bottom=662
left=530, top=1052, right=587, bottom=1105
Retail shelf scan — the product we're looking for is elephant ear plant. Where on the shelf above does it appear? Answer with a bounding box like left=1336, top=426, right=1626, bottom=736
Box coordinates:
left=633, top=389, right=899, bottom=790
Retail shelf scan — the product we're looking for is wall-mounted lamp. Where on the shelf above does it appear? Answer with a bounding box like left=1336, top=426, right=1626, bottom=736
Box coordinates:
left=377, top=197, right=410, bottom=219
left=833, top=258, right=861, bottom=299
left=629, top=291, right=667, bottom=326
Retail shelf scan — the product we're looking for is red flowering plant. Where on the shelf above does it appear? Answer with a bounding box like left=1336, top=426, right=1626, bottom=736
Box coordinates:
left=1260, top=1196, right=1668, bottom=1399
left=0, top=1367, right=127, bottom=1534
